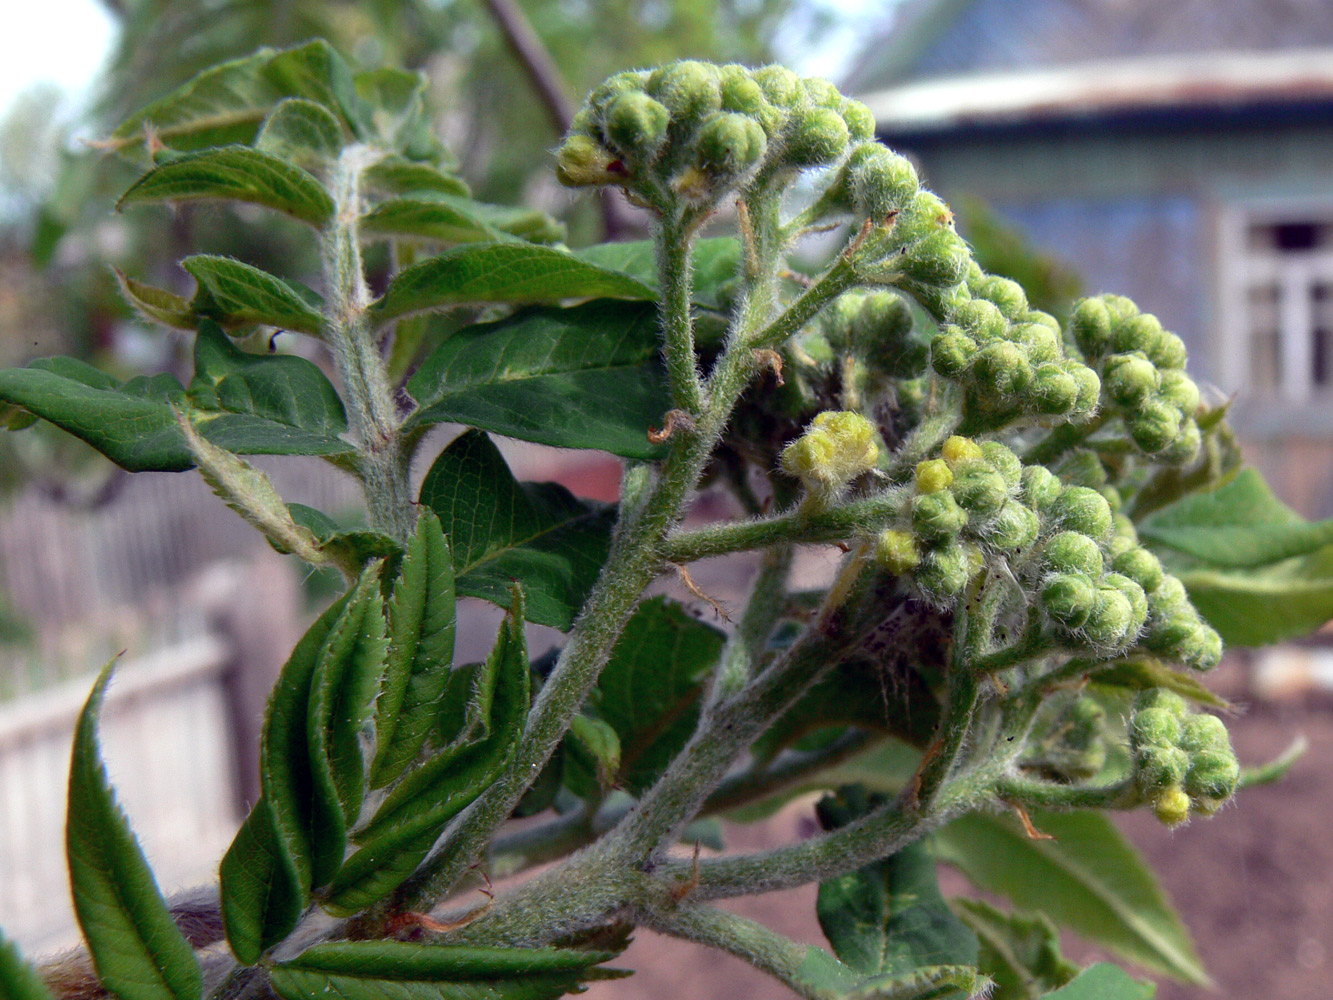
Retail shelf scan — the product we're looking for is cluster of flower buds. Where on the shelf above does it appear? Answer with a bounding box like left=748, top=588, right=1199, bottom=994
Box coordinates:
left=1130, top=690, right=1240, bottom=826
left=875, top=436, right=1039, bottom=604
left=928, top=267, right=1103, bottom=430
left=1069, top=295, right=1202, bottom=463
left=779, top=410, right=879, bottom=508
left=555, top=62, right=874, bottom=210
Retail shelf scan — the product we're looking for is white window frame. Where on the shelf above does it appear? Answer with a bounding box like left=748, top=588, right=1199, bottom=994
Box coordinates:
left=1217, top=197, right=1333, bottom=406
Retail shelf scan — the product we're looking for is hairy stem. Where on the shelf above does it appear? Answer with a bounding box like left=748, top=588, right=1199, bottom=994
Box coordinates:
left=656, top=213, right=705, bottom=414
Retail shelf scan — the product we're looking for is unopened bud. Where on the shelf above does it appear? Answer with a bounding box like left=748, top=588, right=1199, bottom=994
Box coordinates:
left=876, top=529, right=920, bottom=575
left=605, top=91, right=670, bottom=157
left=1043, top=531, right=1105, bottom=577
left=840, top=98, right=876, bottom=141
left=785, top=106, right=850, bottom=166
left=1152, top=786, right=1192, bottom=827
left=1071, top=298, right=1113, bottom=357
left=980, top=441, right=1023, bottom=488
left=912, top=490, right=967, bottom=541
left=986, top=502, right=1040, bottom=551
left=1112, top=546, right=1165, bottom=593
left=931, top=331, right=977, bottom=378
left=1128, top=398, right=1183, bottom=453
left=914, top=458, right=953, bottom=494
left=1104, top=353, right=1160, bottom=406
left=1021, top=465, right=1062, bottom=510
left=696, top=112, right=767, bottom=174
left=647, top=60, right=722, bottom=122
left=1042, top=572, right=1097, bottom=629
left=1084, top=587, right=1135, bottom=647
left=917, top=541, right=974, bottom=602
left=1049, top=486, right=1114, bottom=540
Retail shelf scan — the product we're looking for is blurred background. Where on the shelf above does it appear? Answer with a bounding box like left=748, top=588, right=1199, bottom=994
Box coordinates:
left=1, top=1, right=1331, bottom=996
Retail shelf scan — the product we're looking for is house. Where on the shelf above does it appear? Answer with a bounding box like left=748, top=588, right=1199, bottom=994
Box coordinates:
left=847, top=0, right=1333, bottom=517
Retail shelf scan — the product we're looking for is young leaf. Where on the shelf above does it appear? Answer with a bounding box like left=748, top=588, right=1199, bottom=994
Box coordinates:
left=418, top=431, right=615, bottom=629
left=106, top=40, right=361, bottom=157
left=360, top=196, right=515, bottom=246
left=269, top=940, right=622, bottom=1000
left=117, top=147, right=335, bottom=228
left=308, top=569, right=389, bottom=837
left=0, top=930, right=56, bottom=1000
left=284, top=503, right=403, bottom=571
left=371, top=511, right=457, bottom=787
left=323, top=589, right=529, bottom=914
left=1087, top=657, right=1230, bottom=709
left=1041, top=963, right=1156, bottom=1000
left=562, top=715, right=622, bottom=800
left=66, top=665, right=203, bottom=1000
left=586, top=598, right=725, bottom=793
left=935, top=810, right=1207, bottom=985
left=0, top=322, right=351, bottom=472
left=353, top=66, right=429, bottom=148
left=256, top=98, right=347, bottom=167
left=217, top=795, right=304, bottom=966
left=115, top=271, right=195, bottom=330
left=816, top=789, right=978, bottom=978
left=952, top=899, right=1079, bottom=1000
left=364, top=156, right=470, bottom=199
left=405, top=300, right=671, bottom=459
left=575, top=236, right=741, bottom=310
left=369, top=243, right=656, bottom=325
left=1138, top=467, right=1333, bottom=568
left=183, top=255, right=325, bottom=336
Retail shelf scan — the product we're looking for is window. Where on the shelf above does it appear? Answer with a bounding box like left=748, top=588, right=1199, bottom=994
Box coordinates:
left=1219, top=205, right=1333, bottom=405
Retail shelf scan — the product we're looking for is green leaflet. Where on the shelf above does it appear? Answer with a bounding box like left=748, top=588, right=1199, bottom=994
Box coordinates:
left=255, top=98, right=346, bottom=167
left=562, top=714, right=622, bottom=800
left=115, top=271, right=195, bottom=329
left=308, top=569, right=389, bottom=832
left=106, top=40, right=363, bottom=158
left=269, top=940, right=622, bottom=1000
left=283, top=503, right=403, bottom=570
left=405, top=300, right=671, bottom=460
left=0, top=928, right=57, bottom=1000
left=1087, top=657, right=1230, bottom=710
left=217, top=795, right=303, bottom=966
left=816, top=789, right=978, bottom=979
left=935, top=810, right=1207, bottom=985
left=575, top=236, right=741, bottom=311
left=418, top=430, right=615, bottom=629
left=220, top=589, right=354, bottom=963
left=323, top=588, right=529, bottom=914
left=117, top=146, right=335, bottom=227
left=66, top=665, right=203, bottom=1000
left=364, top=156, right=471, bottom=200
left=792, top=948, right=985, bottom=1000
left=586, top=598, right=725, bottom=793
left=182, top=255, right=326, bottom=335
left=0, top=321, right=350, bottom=472
left=1041, top=964, right=1155, bottom=1000
left=1138, top=467, right=1333, bottom=568
left=369, top=243, right=656, bottom=325
left=371, top=511, right=458, bottom=787
left=360, top=195, right=516, bottom=245
left=951, top=900, right=1078, bottom=1000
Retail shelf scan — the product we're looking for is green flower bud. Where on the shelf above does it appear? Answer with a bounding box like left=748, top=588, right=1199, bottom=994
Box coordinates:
left=1135, top=688, right=1189, bottom=718
left=1138, top=744, right=1190, bottom=790
left=952, top=467, right=1010, bottom=519
left=901, top=228, right=970, bottom=287
left=876, top=529, right=920, bottom=574
left=980, top=442, right=1023, bottom=488
left=917, top=540, right=974, bottom=602
left=1185, top=749, right=1240, bottom=802
left=1113, top=546, right=1165, bottom=593
left=1152, top=786, right=1192, bottom=827
left=942, top=435, right=984, bottom=465
left=1057, top=450, right=1108, bottom=489
left=1101, top=294, right=1139, bottom=324
left=1179, top=714, right=1230, bottom=754
left=1070, top=297, right=1113, bottom=357
left=894, top=190, right=951, bottom=241
left=912, top=490, right=968, bottom=542
left=952, top=299, right=1008, bottom=342
left=969, top=341, right=1032, bottom=398
left=780, top=410, right=879, bottom=496
left=1128, top=398, right=1183, bottom=454
left=605, top=91, right=671, bottom=157
left=719, top=66, right=765, bottom=114
left=849, top=145, right=919, bottom=219
left=1150, top=575, right=1191, bottom=612
left=1181, top=622, right=1223, bottom=671
left=971, top=275, right=1028, bottom=317
left=1031, top=363, right=1080, bottom=414
left=914, top=458, right=954, bottom=493
left=555, top=134, right=618, bottom=187
left=1084, top=587, right=1135, bottom=647
left=1024, top=309, right=1062, bottom=334
left=752, top=65, right=803, bottom=108
left=1157, top=369, right=1200, bottom=414
left=986, top=502, right=1040, bottom=551
left=785, top=106, right=850, bottom=166
left=1132, top=706, right=1183, bottom=748
left=1148, top=330, right=1188, bottom=370
left=1068, top=362, right=1102, bottom=417
left=569, top=107, right=598, bottom=135
left=1021, top=465, right=1062, bottom=510
left=646, top=60, right=722, bottom=122
left=840, top=98, right=876, bottom=141
left=1160, top=417, right=1202, bottom=465
left=1111, top=312, right=1164, bottom=356
left=696, top=112, right=767, bottom=174
left=931, top=331, right=976, bottom=378
left=1043, top=531, right=1104, bottom=577
left=589, top=70, right=649, bottom=110
left=1104, top=353, right=1160, bottom=406
left=1102, top=572, right=1149, bottom=635
left=1049, top=485, right=1114, bottom=540
left=1011, top=322, right=1062, bottom=364
left=1041, top=572, right=1097, bottom=629
left=803, top=76, right=842, bottom=109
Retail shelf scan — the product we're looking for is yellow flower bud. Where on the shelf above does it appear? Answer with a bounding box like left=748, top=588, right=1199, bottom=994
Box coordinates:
left=941, top=435, right=984, bottom=465
left=914, top=458, right=953, bottom=494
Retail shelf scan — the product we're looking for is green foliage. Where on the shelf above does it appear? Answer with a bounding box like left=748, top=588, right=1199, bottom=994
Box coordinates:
left=0, top=932, right=55, bottom=1000
left=5, top=43, right=1324, bottom=1000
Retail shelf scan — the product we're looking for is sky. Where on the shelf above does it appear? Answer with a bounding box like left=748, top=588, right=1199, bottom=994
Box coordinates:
left=0, top=0, right=118, bottom=119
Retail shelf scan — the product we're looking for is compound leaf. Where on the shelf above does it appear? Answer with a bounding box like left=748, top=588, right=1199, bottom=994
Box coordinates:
left=67, top=665, right=203, bottom=1000
left=418, top=430, right=614, bottom=629
left=118, top=146, right=334, bottom=228
left=406, top=300, right=670, bottom=459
